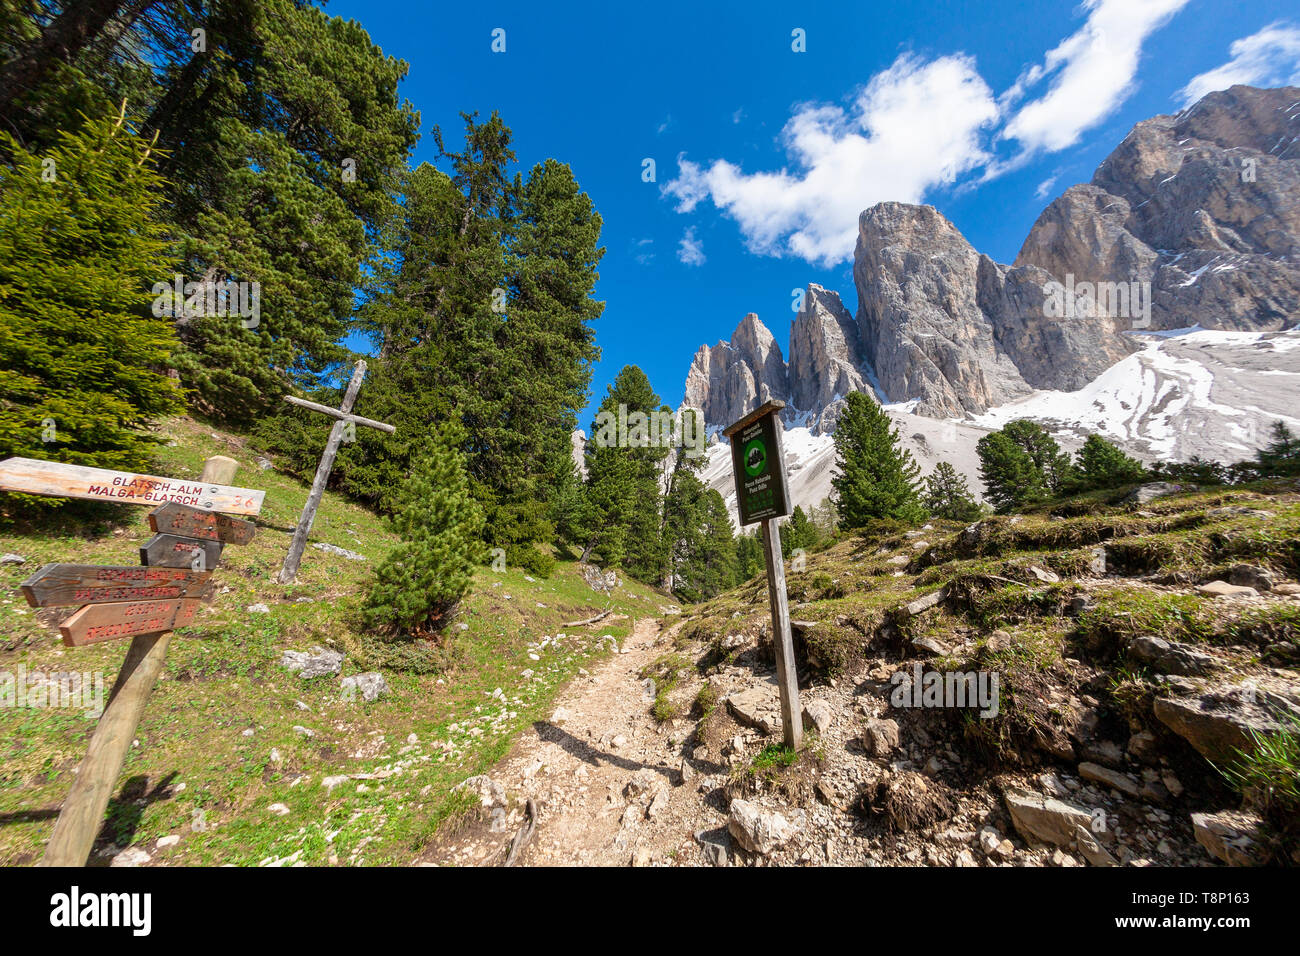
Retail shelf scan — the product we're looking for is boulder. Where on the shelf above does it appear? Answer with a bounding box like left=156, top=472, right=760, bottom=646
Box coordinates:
left=1128, top=635, right=1217, bottom=676
left=1126, top=730, right=1159, bottom=764
left=312, top=542, right=366, bottom=561
left=1196, top=580, right=1258, bottom=599
left=727, top=799, right=799, bottom=855
left=341, top=671, right=388, bottom=702
left=455, top=775, right=507, bottom=809
left=861, top=717, right=901, bottom=757
left=1004, top=788, right=1094, bottom=847
left=801, top=699, right=835, bottom=735
left=1154, top=682, right=1293, bottom=765
left=725, top=682, right=782, bottom=735
left=1120, top=482, right=1189, bottom=506
left=1073, top=825, right=1118, bottom=867
left=280, top=646, right=344, bottom=679
left=1228, top=564, right=1274, bottom=591
left=1191, top=810, right=1268, bottom=866
left=1078, top=761, right=1141, bottom=798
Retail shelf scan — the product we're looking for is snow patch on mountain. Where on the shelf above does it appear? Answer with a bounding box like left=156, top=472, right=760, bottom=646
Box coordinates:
left=968, top=328, right=1300, bottom=461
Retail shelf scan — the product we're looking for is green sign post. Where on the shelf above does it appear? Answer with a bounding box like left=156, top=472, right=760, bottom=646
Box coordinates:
left=727, top=401, right=792, bottom=525
left=723, top=399, right=801, bottom=749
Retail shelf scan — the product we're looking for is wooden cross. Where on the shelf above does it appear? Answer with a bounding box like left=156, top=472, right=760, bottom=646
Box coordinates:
left=277, top=359, right=395, bottom=584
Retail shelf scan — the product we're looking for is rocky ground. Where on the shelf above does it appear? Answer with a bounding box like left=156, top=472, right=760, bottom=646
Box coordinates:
left=423, top=482, right=1300, bottom=867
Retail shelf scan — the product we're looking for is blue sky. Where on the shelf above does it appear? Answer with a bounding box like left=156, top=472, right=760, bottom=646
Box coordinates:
left=329, top=0, right=1300, bottom=425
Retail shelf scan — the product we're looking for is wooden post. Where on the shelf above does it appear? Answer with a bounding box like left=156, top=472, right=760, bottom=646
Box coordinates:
left=277, top=361, right=392, bottom=585
left=37, top=454, right=237, bottom=867
left=761, top=517, right=802, bottom=750
left=723, top=400, right=801, bottom=750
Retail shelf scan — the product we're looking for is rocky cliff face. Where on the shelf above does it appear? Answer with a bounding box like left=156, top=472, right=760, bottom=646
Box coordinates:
left=682, top=313, right=789, bottom=430
left=854, top=202, right=1033, bottom=417
left=1017, top=85, right=1300, bottom=334
left=682, top=85, right=1300, bottom=429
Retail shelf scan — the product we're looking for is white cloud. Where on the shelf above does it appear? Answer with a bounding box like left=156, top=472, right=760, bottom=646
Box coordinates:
left=661, top=53, right=997, bottom=266
left=677, top=227, right=705, bottom=266
left=1034, top=175, right=1058, bottom=200
left=633, top=238, right=655, bottom=265
left=1177, top=22, right=1300, bottom=107
left=1000, top=0, right=1190, bottom=155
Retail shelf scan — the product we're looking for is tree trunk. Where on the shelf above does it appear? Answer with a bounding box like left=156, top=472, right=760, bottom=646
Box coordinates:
left=0, top=0, right=138, bottom=122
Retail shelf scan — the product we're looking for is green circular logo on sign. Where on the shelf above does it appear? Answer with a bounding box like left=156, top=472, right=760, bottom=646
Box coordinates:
left=743, top=438, right=767, bottom=477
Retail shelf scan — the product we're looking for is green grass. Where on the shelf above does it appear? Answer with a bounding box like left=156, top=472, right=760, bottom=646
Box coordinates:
left=1218, top=710, right=1300, bottom=860
left=0, top=416, right=666, bottom=865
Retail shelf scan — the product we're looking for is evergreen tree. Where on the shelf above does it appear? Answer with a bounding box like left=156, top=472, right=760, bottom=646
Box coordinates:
left=582, top=365, right=669, bottom=581
left=923, top=462, right=983, bottom=521
left=977, top=420, right=1071, bottom=511
left=0, top=108, right=183, bottom=476
left=697, top=488, right=739, bottom=597
left=830, top=391, right=925, bottom=528
left=1073, top=435, right=1146, bottom=490
left=363, top=425, right=484, bottom=634
left=2, top=0, right=422, bottom=423
left=1257, top=421, right=1300, bottom=477
left=261, top=114, right=604, bottom=564
left=735, top=530, right=764, bottom=581
left=662, top=443, right=737, bottom=602
left=779, top=505, right=818, bottom=558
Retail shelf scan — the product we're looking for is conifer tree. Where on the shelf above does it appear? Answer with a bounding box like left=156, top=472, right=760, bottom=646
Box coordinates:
left=0, top=108, right=183, bottom=476
left=977, top=420, right=1076, bottom=511
left=779, top=505, right=818, bottom=558
left=923, top=462, right=983, bottom=521
left=662, top=446, right=737, bottom=602
left=363, top=425, right=484, bottom=635
left=582, top=366, right=670, bottom=582
left=1257, top=421, right=1300, bottom=477
left=830, top=391, right=925, bottom=527
left=735, top=531, right=764, bottom=581
left=1073, top=435, right=1147, bottom=490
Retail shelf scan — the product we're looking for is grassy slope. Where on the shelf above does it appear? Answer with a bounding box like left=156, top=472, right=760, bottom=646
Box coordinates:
left=0, top=416, right=666, bottom=866
left=679, top=482, right=1300, bottom=783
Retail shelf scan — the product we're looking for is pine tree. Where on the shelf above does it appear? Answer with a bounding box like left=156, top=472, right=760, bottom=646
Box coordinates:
left=1257, top=421, right=1300, bottom=477
left=779, top=505, right=818, bottom=558
left=662, top=447, right=737, bottom=602
left=923, top=462, right=983, bottom=521
left=1074, top=435, right=1147, bottom=490
left=830, top=391, right=925, bottom=528
left=363, top=425, right=484, bottom=635
left=0, top=107, right=183, bottom=478
left=735, top=531, right=765, bottom=581
left=582, top=366, right=670, bottom=582
left=977, top=420, right=1072, bottom=511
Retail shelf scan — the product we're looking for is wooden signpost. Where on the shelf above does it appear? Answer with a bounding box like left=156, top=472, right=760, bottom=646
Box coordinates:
left=0, top=457, right=264, bottom=514
left=140, top=532, right=223, bottom=569
left=20, top=564, right=214, bottom=607
left=1, top=454, right=262, bottom=866
left=278, top=359, right=395, bottom=584
left=58, top=598, right=202, bottom=647
left=148, top=501, right=256, bottom=544
left=723, top=399, right=802, bottom=750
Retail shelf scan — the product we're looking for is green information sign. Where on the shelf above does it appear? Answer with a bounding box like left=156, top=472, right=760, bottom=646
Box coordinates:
left=724, top=400, right=792, bottom=526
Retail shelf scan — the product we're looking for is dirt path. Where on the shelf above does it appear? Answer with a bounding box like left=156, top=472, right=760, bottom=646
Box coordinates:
left=418, top=616, right=718, bottom=866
